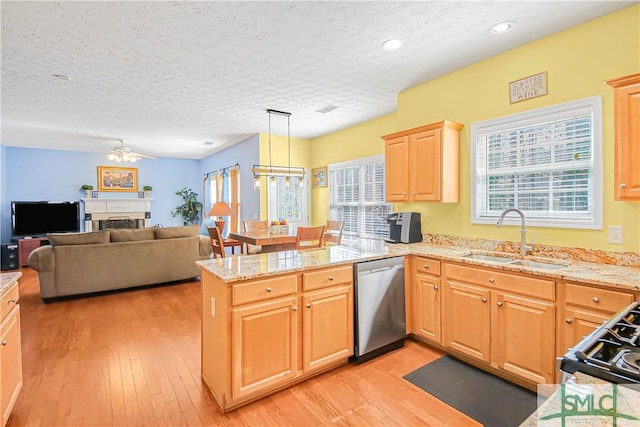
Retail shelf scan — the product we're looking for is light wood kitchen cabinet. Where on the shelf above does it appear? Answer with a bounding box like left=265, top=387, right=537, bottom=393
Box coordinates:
left=200, top=265, right=353, bottom=412
left=442, top=262, right=557, bottom=383
left=606, top=73, right=640, bottom=201
left=1, top=279, right=22, bottom=427
left=559, top=281, right=635, bottom=355
left=382, top=120, right=463, bottom=203
left=493, top=292, right=555, bottom=384
left=412, top=257, right=442, bottom=343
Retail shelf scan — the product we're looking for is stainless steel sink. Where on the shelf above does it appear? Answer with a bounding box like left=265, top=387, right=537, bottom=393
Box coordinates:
left=507, top=259, right=567, bottom=270
left=460, top=253, right=514, bottom=263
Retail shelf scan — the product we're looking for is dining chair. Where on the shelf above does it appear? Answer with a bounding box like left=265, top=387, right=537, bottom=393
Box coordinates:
left=242, top=220, right=268, bottom=254
left=295, top=225, right=326, bottom=250
left=207, top=226, right=227, bottom=259
left=324, top=220, right=344, bottom=246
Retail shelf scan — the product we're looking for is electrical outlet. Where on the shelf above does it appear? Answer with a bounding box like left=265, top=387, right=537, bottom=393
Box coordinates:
left=608, top=226, right=623, bottom=244
left=253, top=212, right=258, bottom=220
left=210, top=297, right=216, bottom=317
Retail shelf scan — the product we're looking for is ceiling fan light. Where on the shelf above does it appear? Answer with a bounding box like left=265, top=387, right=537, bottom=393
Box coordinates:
left=108, top=154, right=115, bottom=160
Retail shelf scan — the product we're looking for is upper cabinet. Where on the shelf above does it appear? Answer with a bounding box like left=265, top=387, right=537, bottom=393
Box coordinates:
left=606, top=73, right=640, bottom=201
left=382, top=120, right=463, bottom=203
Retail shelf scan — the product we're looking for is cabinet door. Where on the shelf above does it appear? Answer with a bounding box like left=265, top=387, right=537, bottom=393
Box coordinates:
left=493, top=293, right=555, bottom=384
left=442, top=281, right=490, bottom=362
left=411, top=128, right=442, bottom=201
left=303, top=285, right=353, bottom=372
left=609, top=74, right=640, bottom=201
left=232, top=296, right=298, bottom=399
left=561, top=306, right=610, bottom=353
left=414, top=273, right=441, bottom=343
left=1, top=306, right=22, bottom=427
left=385, top=136, right=410, bottom=202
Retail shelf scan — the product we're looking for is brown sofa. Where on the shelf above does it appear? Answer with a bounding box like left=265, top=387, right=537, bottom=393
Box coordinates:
left=28, top=226, right=212, bottom=301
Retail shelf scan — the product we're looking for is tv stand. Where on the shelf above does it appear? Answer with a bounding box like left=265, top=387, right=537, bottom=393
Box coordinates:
left=18, top=237, right=49, bottom=267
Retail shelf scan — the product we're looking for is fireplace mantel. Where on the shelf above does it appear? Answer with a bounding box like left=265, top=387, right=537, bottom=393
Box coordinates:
left=81, top=198, right=153, bottom=231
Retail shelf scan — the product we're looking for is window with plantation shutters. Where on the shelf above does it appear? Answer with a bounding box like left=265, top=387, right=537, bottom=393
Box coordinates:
left=471, top=96, right=602, bottom=229
left=329, top=155, right=391, bottom=239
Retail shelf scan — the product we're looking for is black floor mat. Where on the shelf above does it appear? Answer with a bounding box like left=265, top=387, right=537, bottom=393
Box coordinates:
left=403, top=355, right=537, bottom=427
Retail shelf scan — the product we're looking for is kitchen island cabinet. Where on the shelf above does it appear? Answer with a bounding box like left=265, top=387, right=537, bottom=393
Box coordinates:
left=200, top=264, right=353, bottom=412
left=382, top=120, right=463, bottom=203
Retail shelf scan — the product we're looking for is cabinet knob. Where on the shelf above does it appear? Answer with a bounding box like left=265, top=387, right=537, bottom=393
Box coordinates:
left=566, top=318, right=573, bottom=324
left=619, top=183, right=627, bottom=189
left=497, top=301, right=503, bottom=307
left=328, top=277, right=334, bottom=281
left=592, top=297, right=599, bottom=303
left=292, top=307, right=298, bottom=311
left=423, top=264, right=429, bottom=269
left=306, top=303, right=311, bottom=308
left=488, top=278, right=495, bottom=283
left=9, top=298, right=17, bottom=304
left=481, top=297, right=487, bottom=303
left=0, top=340, right=6, bottom=346
left=266, top=287, right=272, bottom=293
left=433, top=286, right=439, bottom=291
left=412, top=192, right=416, bottom=195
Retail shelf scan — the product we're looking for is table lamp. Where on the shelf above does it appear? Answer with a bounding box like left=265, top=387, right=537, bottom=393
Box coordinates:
left=208, top=201, right=232, bottom=236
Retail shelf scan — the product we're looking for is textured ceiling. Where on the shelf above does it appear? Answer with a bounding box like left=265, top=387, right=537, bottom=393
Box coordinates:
left=1, top=1, right=635, bottom=159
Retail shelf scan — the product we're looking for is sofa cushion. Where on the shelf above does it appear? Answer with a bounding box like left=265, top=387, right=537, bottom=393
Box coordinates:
left=47, top=230, right=111, bottom=246
left=155, top=225, right=199, bottom=239
left=110, top=228, right=157, bottom=242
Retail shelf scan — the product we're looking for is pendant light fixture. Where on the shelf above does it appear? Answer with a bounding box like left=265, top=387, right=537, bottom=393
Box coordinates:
left=252, top=109, right=305, bottom=189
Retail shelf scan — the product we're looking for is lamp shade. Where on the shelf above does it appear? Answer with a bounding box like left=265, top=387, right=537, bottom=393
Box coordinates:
left=208, top=201, right=232, bottom=217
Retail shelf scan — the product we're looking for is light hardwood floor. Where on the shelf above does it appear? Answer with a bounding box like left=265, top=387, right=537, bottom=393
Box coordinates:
left=8, top=268, right=478, bottom=427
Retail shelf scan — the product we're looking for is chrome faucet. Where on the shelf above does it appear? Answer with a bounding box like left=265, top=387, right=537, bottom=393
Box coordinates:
left=496, top=208, right=532, bottom=257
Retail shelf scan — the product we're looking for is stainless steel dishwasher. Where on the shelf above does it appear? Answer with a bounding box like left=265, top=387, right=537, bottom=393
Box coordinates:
left=352, top=256, right=406, bottom=363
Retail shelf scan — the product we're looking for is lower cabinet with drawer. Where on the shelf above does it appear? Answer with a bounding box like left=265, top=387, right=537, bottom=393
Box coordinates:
left=1, top=277, right=22, bottom=427
left=442, top=262, right=556, bottom=384
left=200, top=265, right=353, bottom=412
left=412, top=256, right=442, bottom=343
left=559, top=281, right=635, bottom=357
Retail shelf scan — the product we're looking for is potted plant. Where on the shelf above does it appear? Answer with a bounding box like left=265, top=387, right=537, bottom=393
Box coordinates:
left=143, top=185, right=153, bottom=197
left=81, top=184, right=93, bottom=197
left=171, top=187, right=202, bottom=225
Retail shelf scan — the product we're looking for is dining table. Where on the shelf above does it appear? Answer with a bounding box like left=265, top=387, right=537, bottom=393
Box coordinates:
left=227, top=229, right=297, bottom=253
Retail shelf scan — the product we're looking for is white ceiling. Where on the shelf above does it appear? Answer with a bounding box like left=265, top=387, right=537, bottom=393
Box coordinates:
left=1, top=1, right=635, bottom=160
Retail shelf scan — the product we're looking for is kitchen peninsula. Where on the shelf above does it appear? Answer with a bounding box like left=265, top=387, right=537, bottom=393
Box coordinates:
left=196, top=240, right=640, bottom=412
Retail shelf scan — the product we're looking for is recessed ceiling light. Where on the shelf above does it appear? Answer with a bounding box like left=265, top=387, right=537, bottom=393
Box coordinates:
left=382, top=39, right=402, bottom=51
left=52, top=74, right=71, bottom=81
left=491, top=22, right=515, bottom=35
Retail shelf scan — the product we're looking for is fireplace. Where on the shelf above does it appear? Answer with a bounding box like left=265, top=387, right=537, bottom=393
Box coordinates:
left=81, top=198, right=152, bottom=232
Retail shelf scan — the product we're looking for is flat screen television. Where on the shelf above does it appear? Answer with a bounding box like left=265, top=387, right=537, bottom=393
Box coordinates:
left=11, top=201, right=80, bottom=238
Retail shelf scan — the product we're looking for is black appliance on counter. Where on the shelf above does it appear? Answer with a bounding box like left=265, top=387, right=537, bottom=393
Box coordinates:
left=385, top=212, right=422, bottom=244
left=559, top=302, right=640, bottom=384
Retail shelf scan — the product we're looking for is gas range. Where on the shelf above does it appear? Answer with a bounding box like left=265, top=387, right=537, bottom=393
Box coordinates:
left=560, top=302, right=640, bottom=384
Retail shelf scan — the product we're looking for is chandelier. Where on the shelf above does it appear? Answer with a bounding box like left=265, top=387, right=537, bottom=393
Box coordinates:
left=252, top=109, right=305, bottom=189
left=108, top=140, right=155, bottom=163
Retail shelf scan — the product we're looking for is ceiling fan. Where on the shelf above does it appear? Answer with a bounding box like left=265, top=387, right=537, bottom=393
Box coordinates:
left=108, top=140, right=155, bottom=163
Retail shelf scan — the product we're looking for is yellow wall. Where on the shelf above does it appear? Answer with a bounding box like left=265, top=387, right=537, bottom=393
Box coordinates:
left=257, top=133, right=312, bottom=219
left=309, top=5, right=640, bottom=252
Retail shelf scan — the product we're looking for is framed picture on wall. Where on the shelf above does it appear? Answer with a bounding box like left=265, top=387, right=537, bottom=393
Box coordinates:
left=312, top=167, right=327, bottom=188
left=97, top=166, right=138, bottom=192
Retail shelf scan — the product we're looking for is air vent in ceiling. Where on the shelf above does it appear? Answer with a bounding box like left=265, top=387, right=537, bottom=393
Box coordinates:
left=315, top=104, right=339, bottom=114
left=203, top=141, right=216, bottom=146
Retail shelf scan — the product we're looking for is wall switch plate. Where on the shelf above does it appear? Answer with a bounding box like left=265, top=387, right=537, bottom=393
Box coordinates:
left=211, top=297, right=216, bottom=317
left=253, top=212, right=259, bottom=219
left=608, top=226, right=623, bottom=244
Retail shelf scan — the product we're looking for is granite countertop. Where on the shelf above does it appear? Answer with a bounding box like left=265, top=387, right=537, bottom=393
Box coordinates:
left=520, top=372, right=640, bottom=426
left=196, top=240, right=640, bottom=291
left=0, top=271, right=22, bottom=296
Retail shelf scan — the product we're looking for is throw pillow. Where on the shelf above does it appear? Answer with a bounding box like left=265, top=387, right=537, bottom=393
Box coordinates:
left=47, top=230, right=111, bottom=246
left=155, top=225, right=199, bottom=239
left=110, top=227, right=157, bottom=242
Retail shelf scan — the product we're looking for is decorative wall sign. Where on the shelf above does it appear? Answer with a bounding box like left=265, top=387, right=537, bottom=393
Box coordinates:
left=312, top=167, right=327, bottom=188
left=509, top=71, right=548, bottom=104
left=97, top=166, right=138, bottom=192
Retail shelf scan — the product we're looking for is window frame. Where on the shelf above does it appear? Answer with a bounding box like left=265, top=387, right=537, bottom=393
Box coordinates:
left=470, top=95, right=603, bottom=230
left=328, top=154, right=391, bottom=240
